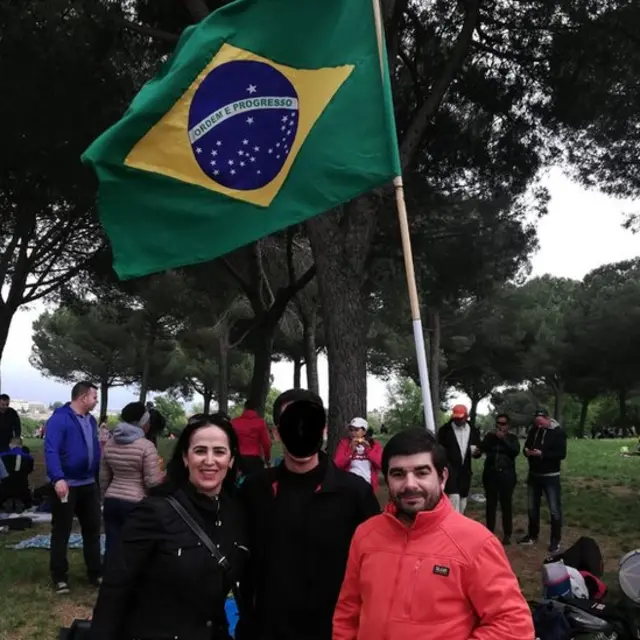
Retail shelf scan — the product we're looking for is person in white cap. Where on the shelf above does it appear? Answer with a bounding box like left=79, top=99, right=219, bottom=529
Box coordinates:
left=334, top=417, right=383, bottom=491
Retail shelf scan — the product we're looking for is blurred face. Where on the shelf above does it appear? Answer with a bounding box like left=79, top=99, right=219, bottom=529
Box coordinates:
left=387, top=452, right=448, bottom=521
left=277, top=401, right=325, bottom=462
left=183, top=425, right=234, bottom=496
left=535, top=415, right=551, bottom=428
left=496, top=417, right=509, bottom=434
left=453, top=416, right=466, bottom=427
left=0, top=398, right=8, bottom=412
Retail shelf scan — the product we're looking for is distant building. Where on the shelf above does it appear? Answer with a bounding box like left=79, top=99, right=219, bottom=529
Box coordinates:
left=11, top=399, right=50, bottom=418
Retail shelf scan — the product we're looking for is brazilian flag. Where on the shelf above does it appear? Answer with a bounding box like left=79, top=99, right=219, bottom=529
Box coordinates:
left=83, top=0, right=400, bottom=279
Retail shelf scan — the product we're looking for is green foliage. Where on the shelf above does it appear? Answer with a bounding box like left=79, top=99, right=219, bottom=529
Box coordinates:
left=18, top=417, right=42, bottom=438
left=383, top=377, right=426, bottom=433
left=30, top=302, right=138, bottom=388
left=228, top=386, right=281, bottom=425
left=0, top=0, right=146, bottom=363
left=154, top=395, right=187, bottom=435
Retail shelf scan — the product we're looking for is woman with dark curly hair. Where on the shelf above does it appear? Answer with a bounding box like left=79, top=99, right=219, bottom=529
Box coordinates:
left=91, top=413, right=248, bottom=640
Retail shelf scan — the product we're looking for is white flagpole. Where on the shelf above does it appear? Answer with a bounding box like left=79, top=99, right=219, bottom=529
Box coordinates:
left=371, top=0, right=437, bottom=434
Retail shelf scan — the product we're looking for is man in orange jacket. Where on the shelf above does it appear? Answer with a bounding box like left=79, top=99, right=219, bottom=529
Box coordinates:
left=333, top=428, right=534, bottom=640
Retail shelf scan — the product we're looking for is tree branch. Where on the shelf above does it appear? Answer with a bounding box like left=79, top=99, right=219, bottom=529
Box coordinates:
left=270, top=264, right=317, bottom=321
left=221, top=257, right=258, bottom=308
left=118, top=17, right=180, bottom=43
left=183, top=0, right=211, bottom=22
left=400, top=0, right=480, bottom=168
left=286, top=229, right=297, bottom=287
left=254, top=241, right=275, bottom=309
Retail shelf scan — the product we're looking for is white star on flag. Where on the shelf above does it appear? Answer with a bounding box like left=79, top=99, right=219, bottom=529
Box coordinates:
left=246, top=117, right=254, bottom=125
left=247, top=85, right=257, bottom=94
left=196, top=148, right=202, bottom=154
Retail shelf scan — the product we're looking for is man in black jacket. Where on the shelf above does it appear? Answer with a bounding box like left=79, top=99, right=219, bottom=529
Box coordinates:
left=145, top=401, right=165, bottom=446
left=0, top=394, right=21, bottom=452
left=237, top=389, right=380, bottom=640
left=518, top=408, right=567, bottom=552
left=438, top=404, right=482, bottom=514
left=481, top=413, right=520, bottom=545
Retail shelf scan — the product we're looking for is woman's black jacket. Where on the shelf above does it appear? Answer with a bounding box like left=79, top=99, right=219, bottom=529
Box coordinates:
left=91, top=483, right=248, bottom=640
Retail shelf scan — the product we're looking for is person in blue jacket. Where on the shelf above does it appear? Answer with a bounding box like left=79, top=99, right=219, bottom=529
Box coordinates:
left=44, top=381, right=102, bottom=595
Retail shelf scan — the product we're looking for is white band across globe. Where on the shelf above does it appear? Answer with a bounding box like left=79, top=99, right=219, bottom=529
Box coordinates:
left=189, top=96, right=299, bottom=144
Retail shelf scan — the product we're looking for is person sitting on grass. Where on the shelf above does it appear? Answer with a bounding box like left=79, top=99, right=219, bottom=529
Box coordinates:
left=0, top=438, right=35, bottom=512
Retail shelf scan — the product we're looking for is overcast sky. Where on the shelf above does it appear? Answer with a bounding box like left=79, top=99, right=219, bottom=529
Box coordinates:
left=2, top=166, right=639, bottom=412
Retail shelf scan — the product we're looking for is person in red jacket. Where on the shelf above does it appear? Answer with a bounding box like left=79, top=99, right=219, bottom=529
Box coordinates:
left=333, top=428, right=534, bottom=640
left=334, top=417, right=383, bottom=491
left=231, top=402, right=271, bottom=476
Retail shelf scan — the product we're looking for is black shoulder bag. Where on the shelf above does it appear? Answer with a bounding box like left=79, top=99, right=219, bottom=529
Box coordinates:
left=165, top=496, right=245, bottom=614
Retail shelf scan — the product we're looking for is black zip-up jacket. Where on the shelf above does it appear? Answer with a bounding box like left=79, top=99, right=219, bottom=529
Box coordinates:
left=481, top=431, right=520, bottom=476
left=0, top=408, right=21, bottom=452
left=524, top=424, right=567, bottom=476
left=236, top=453, right=380, bottom=640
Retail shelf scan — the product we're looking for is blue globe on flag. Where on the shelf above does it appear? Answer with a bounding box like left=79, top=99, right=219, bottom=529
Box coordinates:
left=188, top=60, right=300, bottom=191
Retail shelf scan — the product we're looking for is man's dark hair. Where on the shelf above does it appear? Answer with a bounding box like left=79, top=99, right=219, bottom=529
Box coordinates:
left=0, top=394, right=9, bottom=402
left=272, top=389, right=323, bottom=426
left=382, top=428, right=448, bottom=478
left=71, top=381, right=97, bottom=401
left=496, top=413, right=510, bottom=423
left=244, top=399, right=258, bottom=412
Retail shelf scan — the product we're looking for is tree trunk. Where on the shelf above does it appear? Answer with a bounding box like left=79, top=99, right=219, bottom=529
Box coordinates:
left=203, top=388, right=213, bottom=415
left=99, top=379, right=109, bottom=419
left=217, top=337, right=229, bottom=414
left=553, top=380, right=564, bottom=421
left=577, top=396, right=590, bottom=439
left=618, top=387, right=629, bottom=434
left=428, top=308, right=441, bottom=428
left=469, top=391, right=480, bottom=429
left=619, top=387, right=628, bottom=422
left=308, top=206, right=373, bottom=454
left=293, top=356, right=302, bottom=389
left=138, top=337, right=153, bottom=404
left=0, top=307, right=16, bottom=392
left=246, top=327, right=276, bottom=415
left=303, top=309, right=319, bottom=395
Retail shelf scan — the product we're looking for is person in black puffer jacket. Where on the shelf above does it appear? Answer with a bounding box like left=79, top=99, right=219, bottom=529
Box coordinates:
left=91, top=413, right=248, bottom=640
left=518, top=408, right=567, bottom=553
left=481, top=413, right=520, bottom=545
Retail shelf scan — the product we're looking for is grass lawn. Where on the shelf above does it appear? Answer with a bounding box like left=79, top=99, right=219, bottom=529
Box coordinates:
left=1, top=437, right=638, bottom=639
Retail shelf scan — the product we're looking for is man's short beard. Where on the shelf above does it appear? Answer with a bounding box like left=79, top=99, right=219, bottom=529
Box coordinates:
left=393, top=488, right=442, bottom=519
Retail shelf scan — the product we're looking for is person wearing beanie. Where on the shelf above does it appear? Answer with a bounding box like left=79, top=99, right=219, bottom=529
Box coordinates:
left=437, top=404, right=482, bottom=514
left=236, top=389, right=380, bottom=640
left=100, top=402, right=163, bottom=561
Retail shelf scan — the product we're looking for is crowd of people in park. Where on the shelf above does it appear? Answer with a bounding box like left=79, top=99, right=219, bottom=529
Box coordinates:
left=1, top=380, right=638, bottom=639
